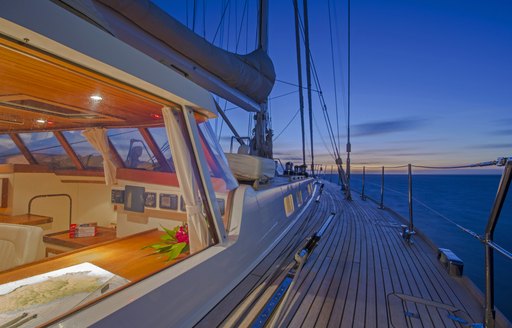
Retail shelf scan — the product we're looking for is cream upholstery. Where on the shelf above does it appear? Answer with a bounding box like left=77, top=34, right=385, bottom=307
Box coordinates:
left=0, top=223, right=45, bottom=271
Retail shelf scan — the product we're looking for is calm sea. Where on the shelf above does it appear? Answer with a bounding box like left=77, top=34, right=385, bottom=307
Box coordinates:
left=323, top=173, right=512, bottom=321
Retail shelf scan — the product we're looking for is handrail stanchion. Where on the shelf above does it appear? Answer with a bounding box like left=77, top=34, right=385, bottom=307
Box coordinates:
left=401, top=164, right=416, bottom=244
left=408, top=164, right=414, bottom=233
left=361, top=166, right=366, bottom=200
left=379, top=166, right=384, bottom=209
left=484, top=160, right=512, bottom=328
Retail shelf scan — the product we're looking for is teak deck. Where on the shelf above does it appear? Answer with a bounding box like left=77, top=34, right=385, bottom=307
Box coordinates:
left=197, top=181, right=511, bottom=328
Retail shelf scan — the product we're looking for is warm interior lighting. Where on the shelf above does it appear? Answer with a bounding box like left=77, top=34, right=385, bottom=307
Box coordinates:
left=35, top=118, right=47, bottom=124
left=90, top=95, right=103, bottom=101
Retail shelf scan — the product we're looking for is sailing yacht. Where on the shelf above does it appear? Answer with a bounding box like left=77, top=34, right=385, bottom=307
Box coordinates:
left=0, top=0, right=318, bottom=326
left=2, top=1, right=512, bottom=328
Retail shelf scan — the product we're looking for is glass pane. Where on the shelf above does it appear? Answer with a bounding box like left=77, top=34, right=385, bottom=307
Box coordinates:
left=198, top=121, right=238, bottom=191
left=0, top=134, right=27, bottom=164
left=62, top=131, right=103, bottom=169
left=148, top=127, right=176, bottom=172
left=18, top=132, right=75, bottom=169
left=108, top=129, right=159, bottom=170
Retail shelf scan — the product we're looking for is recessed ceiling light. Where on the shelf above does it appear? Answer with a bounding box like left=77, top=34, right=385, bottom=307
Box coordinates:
left=90, top=95, right=103, bottom=101
left=35, top=118, right=47, bottom=124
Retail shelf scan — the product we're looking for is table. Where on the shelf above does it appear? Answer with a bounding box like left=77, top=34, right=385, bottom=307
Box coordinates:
left=44, top=226, right=117, bottom=250
left=0, top=213, right=53, bottom=225
left=0, top=229, right=182, bottom=284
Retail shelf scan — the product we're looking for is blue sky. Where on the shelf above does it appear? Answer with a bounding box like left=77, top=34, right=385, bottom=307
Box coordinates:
left=154, top=0, right=512, bottom=174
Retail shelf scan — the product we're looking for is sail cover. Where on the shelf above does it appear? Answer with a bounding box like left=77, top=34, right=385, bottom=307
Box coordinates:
left=58, top=0, right=276, bottom=110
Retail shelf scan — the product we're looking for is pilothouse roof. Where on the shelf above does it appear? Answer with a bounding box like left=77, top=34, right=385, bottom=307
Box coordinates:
left=0, top=0, right=218, bottom=134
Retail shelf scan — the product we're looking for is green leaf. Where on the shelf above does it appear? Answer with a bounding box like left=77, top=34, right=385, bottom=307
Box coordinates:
left=161, top=225, right=178, bottom=236
left=166, top=242, right=187, bottom=261
left=160, top=234, right=172, bottom=241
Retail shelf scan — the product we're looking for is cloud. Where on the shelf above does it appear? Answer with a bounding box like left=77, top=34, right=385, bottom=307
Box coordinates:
left=352, top=118, right=428, bottom=137
left=472, top=143, right=512, bottom=149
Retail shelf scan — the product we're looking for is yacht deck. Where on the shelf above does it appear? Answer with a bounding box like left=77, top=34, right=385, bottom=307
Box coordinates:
left=197, top=181, right=511, bottom=328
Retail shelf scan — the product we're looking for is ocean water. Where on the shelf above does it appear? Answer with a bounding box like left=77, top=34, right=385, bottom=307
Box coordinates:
left=323, top=173, right=512, bottom=321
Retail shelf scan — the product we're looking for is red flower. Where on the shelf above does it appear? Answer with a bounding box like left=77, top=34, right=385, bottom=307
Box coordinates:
left=175, top=225, right=189, bottom=244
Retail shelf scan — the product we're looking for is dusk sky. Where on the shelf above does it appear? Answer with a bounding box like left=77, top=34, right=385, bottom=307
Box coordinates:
left=154, top=0, right=512, bottom=174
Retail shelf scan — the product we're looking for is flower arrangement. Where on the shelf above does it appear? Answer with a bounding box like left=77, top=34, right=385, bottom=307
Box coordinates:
left=143, top=223, right=189, bottom=261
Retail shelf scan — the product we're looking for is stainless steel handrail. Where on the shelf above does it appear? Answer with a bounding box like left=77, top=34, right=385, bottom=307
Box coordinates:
left=484, top=160, right=512, bottom=328
left=28, top=193, right=72, bottom=226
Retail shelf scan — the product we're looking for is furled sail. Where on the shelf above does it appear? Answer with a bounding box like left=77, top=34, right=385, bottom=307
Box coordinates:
left=58, top=0, right=275, bottom=111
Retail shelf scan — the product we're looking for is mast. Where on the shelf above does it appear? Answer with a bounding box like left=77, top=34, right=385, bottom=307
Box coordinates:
left=345, top=0, right=352, bottom=200
left=293, top=0, right=306, bottom=166
left=253, top=0, right=272, bottom=158
left=303, top=0, right=314, bottom=176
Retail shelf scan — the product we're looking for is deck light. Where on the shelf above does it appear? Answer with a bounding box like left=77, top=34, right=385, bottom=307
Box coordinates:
left=35, top=118, right=47, bottom=124
left=90, top=95, right=103, bottom=101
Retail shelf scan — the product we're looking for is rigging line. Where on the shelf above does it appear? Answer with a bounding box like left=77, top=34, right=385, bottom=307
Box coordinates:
left=235, top=0, right=250, bottom=52
left=412, top=161, right=497, bottom=169
left=217, top=99, right=229, bottom=142
left=273, top=108, right=300, bottom=141
left=186, top=0, right=189, bottom=27
left=270, top=90, right=299, bottom=100
left=275, top=79, right=320, bottom=93
left=353, top=180, right=482, bottom=241
left=295, top=10, right=341, bottom=158
left=192, top=0, right=197, bottom=32
left=202, top=0, right=206, bottom=38
left=351, top=164, right=409, bottom=169
left=226, top=0, right=232, bottom=51
left=327, top=0, right=341, bottom=155
left=331, top=0, right=348, bottom=140
left=244, top=0, right=249, bottom=52
left=312, top=112, right=336, bottom=161
left=212, top=0, right=231, bottom=45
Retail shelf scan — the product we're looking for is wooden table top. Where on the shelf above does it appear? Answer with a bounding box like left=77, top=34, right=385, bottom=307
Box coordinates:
left=0, top=213, right=53, bottom=225
left=44, top=226, right=117, bottom=249
left=0, top=229, right=186, bottom=284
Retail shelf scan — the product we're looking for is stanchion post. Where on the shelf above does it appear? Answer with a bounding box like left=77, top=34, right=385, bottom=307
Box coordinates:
left=408, top=163, right=414, bottom=232
left=379, top=166, right=384, bottom=209
left=361, top=166, right=366, bottom=200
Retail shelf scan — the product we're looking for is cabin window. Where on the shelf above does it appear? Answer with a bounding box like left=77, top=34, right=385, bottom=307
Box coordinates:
left=197, top=122, right=238, bottom=192
left=0, top=134, right=27, bottom=164
left=18, top=132, right=75, bottom=169
left=284, top=194, right=295, bottom=217
left=108, top=129, right=159, bottom=171
left=62, top=130, right=103, bottom=169
left=148, top=127, right=176, bottom=172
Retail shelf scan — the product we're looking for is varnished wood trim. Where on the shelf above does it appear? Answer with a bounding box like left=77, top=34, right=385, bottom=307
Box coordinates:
left=54, top=169, right=104, bottom=177
left=108, top=139, right=125, bottom=168
left=60, top=180, right=105, bottom=184
left=54, top=131, right=85, bottom=170
left=0, top=178, right=7, bottom=208
left=0, top=36, right=176, bottom=108
left=138, top=127, right=171, bottom=172
left=8, top=133, right=37, bottom=164
left=0, top=164, right=51, bottom=173
left=116, top=168, right=179, bottom=186
left=0, top=213, right=53, bottom=225
left=45, top=246, right=66, bottom=257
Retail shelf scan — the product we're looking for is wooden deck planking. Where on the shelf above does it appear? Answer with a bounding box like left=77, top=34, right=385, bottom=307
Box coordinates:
left=196, top=181, right=507, bottom=327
